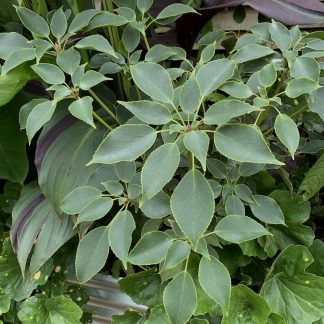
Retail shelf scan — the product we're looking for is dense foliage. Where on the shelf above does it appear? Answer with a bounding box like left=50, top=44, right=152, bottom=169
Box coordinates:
left=2, top=0, right=324, bottom=323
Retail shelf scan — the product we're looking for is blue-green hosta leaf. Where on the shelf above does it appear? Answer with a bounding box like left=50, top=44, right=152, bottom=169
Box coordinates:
left=179, top=78, right=201, bottom=114
left=183, top=131, right=209, bottom=171
left=285, top=78, right=319, bottom=98
left=130, top=62, right=174, bottom=103
left=214, top=215, right=270, bottom=244
left=76, top=226, right=109, bottom=282
left=128, top=231, right=172, bottom=265
left=119, top=269, right=162, bottom=307
left=261, top=245, right=324, bottom=323
left=269, top=20, right=291, bottom=52
left=171, top=169, right=214, bottom=245
left=1, top=48, right=35, bottom=75
left=118, top=100, right=172, bottom=125
left=32, top=63, right=65, bottom=85
left=142, top=143, right=180, bottom=201
left=198, top=256, right=231, bottom=312
left=56, top=48, right=81, bottom=75
left=17, top=295, right=82, bottom=324
left=291, top=56, right=320, bottom=81
left=204, top=99, right=259, bottom=125
left=163, top=271, right=197, bottom=324
left=50, top=7, right=67, bottom=39
left=196, top=59, right=235, bottom=97
left=68, top=96, right=95, bottom=127
left=0, top=32, right=32, bottom=60
left=161, top=240, right=191, bottom=272
left=298, top=152, right=324, bottom=201
left=232, top=44, right=274, bottom=63
left=222, top=285, right=271, bottom=324
left=90, top=124, right=157, bottom=165
left=214, top=124, right=283, bottom=165
left=15, top=7, right=50, bottom=37
left=109, top=210, right=136, bottom=268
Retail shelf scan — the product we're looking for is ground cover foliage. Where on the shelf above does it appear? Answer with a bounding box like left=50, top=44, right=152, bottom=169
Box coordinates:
left=1, top=0, right=324, bottom=323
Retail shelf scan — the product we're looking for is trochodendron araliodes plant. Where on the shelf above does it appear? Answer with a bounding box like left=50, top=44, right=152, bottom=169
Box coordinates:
left=2, top=2, right=324, bottom=323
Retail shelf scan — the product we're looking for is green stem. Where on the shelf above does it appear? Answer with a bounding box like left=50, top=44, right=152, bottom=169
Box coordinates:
left=143, top=32, right=151, bottom=50
left=88, top=88, right=118, bottom=122
left=188, top=151, right=194, bottom=170
left=92, top=111, right=112, bottom=130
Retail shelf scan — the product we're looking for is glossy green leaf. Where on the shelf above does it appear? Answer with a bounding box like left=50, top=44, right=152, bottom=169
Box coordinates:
left=285, top=78, right=319, bottom=98
left=196, top=59, right=235, bottom=97
left=16, top=7, right=49, bottom=37
left=118, top=100, right=172, bottom=125
left=274, top=113, right=299, bottom=159
left=219, top=81, right=253, bottom=99
left=291, top=57, right=320, bottom=81
left=183, top=131, right=209, bottom=171
left=68, top=96, right=95, bottom=127
left=141, top=191, right=171, bottom=219
left=156, top=4, right=197, bottom=20
left=75, top=34, right=116, bottom=57
left=215, top=215, right=270, bottom=243
left=171, top=169, right=214, bottom=244
left=56, top=48, right=81, bottom=75
left=32, top=63, right=65, bottom=85
left=214, top=124, right=283, bottom=165
left=91, top=124, right=156, bottom=164
left=128, top=231, right=171, bottom=265
left=259, top=63, right=276, bottom=88
left=163, top=271, right=197, bottom=324
left=232, top=44, right=274, bottom=63
left=130, top=62, right=174, bottom=103
left=179, top=78, right=201, bottom=114
left=222, top=285, right=271, bottom=324
left=161, top=240, right=191, bottom=272
left=50, top=7, right=67, bottom=39
left=225, top=195, right=245, bottom=216
left=269, top=20, right=291, bottom=52
left=198, top=256, right=231, bottom=311
left=76, top=226, right=109, bottom=282
left=204, top=99, right=259, bottom=125
left=109, top=210, right=136, bottom=268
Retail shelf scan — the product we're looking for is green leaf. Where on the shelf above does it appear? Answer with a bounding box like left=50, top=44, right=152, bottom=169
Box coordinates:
left=76, top=197, right=113, bottom=225
left=26, top=100, right=57, bottom=143
left=285, top=78, right=319, bottom=98
left=146, top=305, right=171, bottom=324
left=79, top=70, right=108, bottom=90
left=259, top=63, right=276, bottom=88
left=18, top=295, right=82, bottom=324
left=291, top=57, right=320, bottom=81
left=250, top=195, right=285, bottom=225
left=118, top=100, right=172, bottom=125
left=50, top=7, right=67, bottom=39
left=0, top=290, right=10, bottom=316
left=222, top=285, right=271, bottom=324
left=111, top=310, right=143, bottom=324
left=56, top=48, right=81, bottom=75
left=232, top=44, right=274, bottom=63
left=0, top=32, right=32, bottom=60
left=163, top=271, right=197, bottom=324
left=61, top=186, right=101, bottom=214
left=87, top=12, right=129, bottom=30
left=16, top=7, right=50, bottom=37
left=128, top=231, right=171, bottom=265
left=219, top=81, right=252, bottom=99
left=225, top=195, right=245, bottom=216
left=114, top=161, right=136, bottom=183
left=204, top=99, right=259, bottom=125
left=206, top=158, right=227, bottom=179
left=274, top=113, right=299, bottom=159
left=308, top=240, right=324, bottom=277
left=161, top=240, right=191, bottom=272
left=214, top=124, right=283, bottom=165
left=196, top=59, right=235, bottom=97
left=122, top=24, right=140, bottom=52
left=119, top=269, right=162, bottom=307
left=183, top=131, right=209, bottom=171
left=75, top=226, right=109, bottom=282
left=130, top=62, right=174, bottom=103
left=142, top=143, right=180, bottom=201
left=234, top=184, right=254, bottom=204
left=140, top=191, right=171, bottom=219
left=137, top=0, right=154, bottom=12
left=179, top=78, right=201, bottom=114
left=269, top=20, right=291, bottom=52
left=214, top=215, right=270, bottom=243
left=102, top=180, right=124, bottom=195
left=69, top=9, right=100, bottom=33
left=156, top=4, right=197, bottom=20
left=68, top=96, right=95, bottom=127
left=109, top=210, right=136, bottom=268
left=32, top=63, right=65, bottom=85
left=75, top=34, right=116, bottom=57
left=171, top=169, right=214, bottom=244
left=1, top=48, right=35, bottom=75
left=261, top=245, right=324, bottom=323
left=308, top=87, right=324, bottom=121
left=298, top=152, right=324, bottom=201
left=91, top=124, right=156, bottom=164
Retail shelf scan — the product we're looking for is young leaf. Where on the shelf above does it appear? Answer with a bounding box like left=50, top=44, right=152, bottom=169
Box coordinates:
left=183, top=131, right=209, bottom=171
left=31, top=63, right=65, bottom=85
left=196, top=59, right=235, bottom=97
left=75, top=35, right=117, bottom=58
left=156, top=4, right=197, bottom=20
left=285, top=78, right=319, bottom=98
left=250, top=195, right=285, bottom=224
left=109, top=210, right=136, bottom=268
left=214, top=124, right=283, bottom=165
left=79, top=70, right=108, bottom=90
left=16, top=7, right=50, bottom=37
left=161, top=240, right=191, bottom=272
left=142, top=143, right=180, bottom=201
left=50, top=7, right=67, bottom=39
left=259, top=63, right=276, bottom=88
left=269, top=20, right=291, bottom=52
left=179, top=78, right=201, bottom=114
left=198, top=256, right=231, bottom=311
left=274, top=113, right=299, bottom=159
left=75, top=226, right=109, bottom=282
left=68, top=96, right=95, bottom=128
left=170, top=169, right=214, bottom=244
left=128, top=231, right=171, bottom=265
left=163, top=272, right=197, bottom=324
left=56, top=48, right=81, bottom=75
left=291, top=57, right=320, bottom=81
left=232, top=44, right=274, bottom=63
left=214, top=215, right=270, bottom=243
left=118, top=100, right=172, bottom=125
left=225, top=195, right=245, bottom=216
left=130, top=62, right=174, bottom=103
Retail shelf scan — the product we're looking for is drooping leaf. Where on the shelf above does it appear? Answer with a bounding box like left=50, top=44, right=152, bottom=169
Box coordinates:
left=171, top=169, right=214, bottom=244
